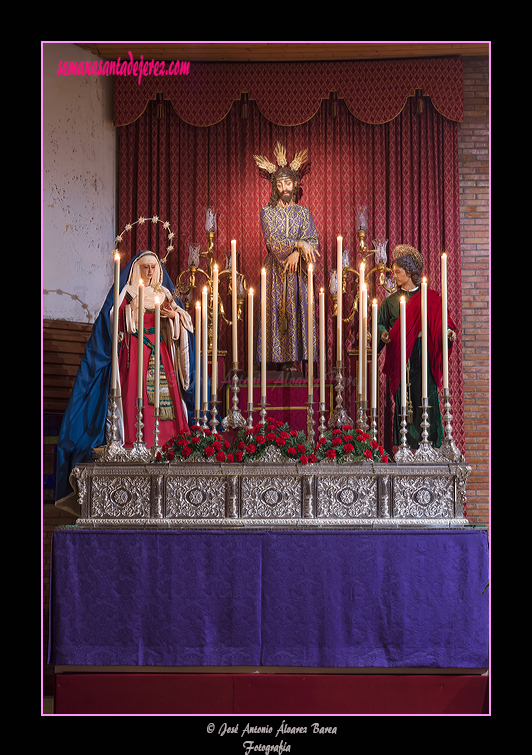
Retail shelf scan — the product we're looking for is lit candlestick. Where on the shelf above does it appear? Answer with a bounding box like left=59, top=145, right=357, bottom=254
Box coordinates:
left=361, top=281, right=367, bottom=402
left=212, top=264, right=219, bottom=396
left=137, top=279, right=144, bottom=400
left=441, top=253, right=449, bottom=390
left=308, top=265, right=314, bottom=395
left=358, top=263, right=365, bottom=399
left=400, top=296, right=407, bottom=409
left=261, top=268, right=266, bottom=398
left=195, top=301, right=201, bottom=417
left=248, top=288, right=254, bottom=405
left=336, top=235, right=342, bottom=363
left=231, top=239, right=237, bottom=364
left=371, top=298, right=378, bottom=409
left=202, top=286, right=208, bottom=407
left=111, top=252, right=120, bottom=393
left=154, top=295, right=160, bottom=409
left=421, top=277, right=428, bottom=399
left=319, top=288, right=325, bottom=404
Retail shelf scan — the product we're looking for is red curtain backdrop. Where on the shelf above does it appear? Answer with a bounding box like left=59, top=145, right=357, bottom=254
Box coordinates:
left=116, top=61, right=463, bottom=453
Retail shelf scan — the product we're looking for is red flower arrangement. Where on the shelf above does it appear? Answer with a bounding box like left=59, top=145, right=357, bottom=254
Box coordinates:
left=155, top=422, right=389, bottom=464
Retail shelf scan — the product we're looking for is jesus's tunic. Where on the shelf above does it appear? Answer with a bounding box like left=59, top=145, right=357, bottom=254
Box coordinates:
left=256, top=204, right=319, bottom=364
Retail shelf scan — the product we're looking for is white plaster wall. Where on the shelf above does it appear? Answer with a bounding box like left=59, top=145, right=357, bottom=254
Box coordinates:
left=42, top=43, right=116, bottom=323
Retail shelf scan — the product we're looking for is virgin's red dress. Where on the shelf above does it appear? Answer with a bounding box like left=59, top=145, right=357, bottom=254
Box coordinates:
left=118, top=304, right=189, bottom=447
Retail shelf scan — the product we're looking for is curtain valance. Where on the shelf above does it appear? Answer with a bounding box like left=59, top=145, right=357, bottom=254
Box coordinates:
left=113, top=56, right=463, bottom=127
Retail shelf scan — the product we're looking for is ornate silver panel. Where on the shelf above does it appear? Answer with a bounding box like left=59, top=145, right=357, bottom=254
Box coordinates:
left=392, top=475, right=454, bottom=519
left=89, top=474, right=151, bottom=519
left=241, top=475, right=302, bottom=518
left=165, top=475, right=226, bottom=519
left=316, top=476, right=377, bottom=519
left=72, top=460, right=472, bottom=529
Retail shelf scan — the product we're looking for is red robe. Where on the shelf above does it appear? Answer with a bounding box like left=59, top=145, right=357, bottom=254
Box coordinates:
left=118, top=304, right=189, bottom=447
left=383, top=288, right=456, bottom=399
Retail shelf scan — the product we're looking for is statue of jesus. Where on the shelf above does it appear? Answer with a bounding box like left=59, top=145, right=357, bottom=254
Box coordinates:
left=253, top=142, right=320, bottom=372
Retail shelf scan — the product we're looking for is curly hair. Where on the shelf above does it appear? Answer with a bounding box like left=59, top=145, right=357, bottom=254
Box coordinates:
left=392, top=245, right=424, bottom=287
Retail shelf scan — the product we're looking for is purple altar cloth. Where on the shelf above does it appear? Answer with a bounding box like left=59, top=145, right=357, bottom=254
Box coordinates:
left=49, top=530, right=488, bottom=669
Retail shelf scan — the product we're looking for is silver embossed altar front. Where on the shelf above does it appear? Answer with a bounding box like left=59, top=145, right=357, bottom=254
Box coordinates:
left=73, top=448, right=470, bottom=529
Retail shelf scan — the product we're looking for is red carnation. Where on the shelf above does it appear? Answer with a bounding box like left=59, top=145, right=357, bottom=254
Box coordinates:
left=276, top=437, right=286, bottom=447
left=182, top=446, right=191, bottom=457
left=299, top=455, right=308, bottom=465
left=204, top=446, right=215, bottom=456
left=290, top=430, right=298, bottom=437
left=370, top=439, right=378, bottom=449
left=224, top=440, right=231, bottom=449
left=279, top=431, right=289, bottom=439
left=309, top=454, right=317, bottom=464
left=363, top=449, right=372, bottom=459
left=191, top=437, right=200, bottom=444
left=235, top=451, right=243, bottom=462
left=342, top=424, right=353, bottom=432
left=226, top=454, right=234, bottom=463
left=342, top=434, right=353, bottom=442
left=238, top=441, right=246, bottom=450
left=167, top=451, right=175, bottom=461
left=297, top=444, right=306, bottom=453
left=382, top=455, right=389, bottom=463
left=343, top=443, right=354, bottom=453
left=177, top=438, right=187, bottom=447
left=216, top=451, right=226, bottom=462
left=326, top=449, right=336, bottom=459
left=212, top=441, right=222, bottom=451
left=246, top=444, right=256, bottom=454
left=266, top=432, right=276, bottom=441
left=332, top=437, right=342, bottom=446
left=255, top=434, right=266, bottom=444
left=287, top=447, right=297, bottom=456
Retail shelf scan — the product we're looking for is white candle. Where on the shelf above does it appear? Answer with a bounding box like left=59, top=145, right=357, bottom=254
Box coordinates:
left=400, top=296, right=407, bottom=410
left=137, top=279, right=144, bottom=400
left=441, top=253, right=449, bottom=390
left=358, top=263, right=365, bottom=399
left=371, top=298, right=378, bottom=409
left=421, top=277, right=428, bottom=399
left=336, top=236, right=342, bottom=363
left=195, top=301, right=201, bottom=416
left=248, top=288, right=254, bottom=405
left=361, top=282, right=367, bottom=402
left=231, top=239, right=237, bottom=365
left=212, top=264, right=219, bottom=396
left=308, top=264, right=314, bottom=395
left=202, top=286, right=208, bottom=407
left=111, top=252, right=120, bottom=393
left=319, top=288, right=325, bottom=404
left=261, top=268, right=266, bottom=398
left=154, top=295, right=160, bottom=409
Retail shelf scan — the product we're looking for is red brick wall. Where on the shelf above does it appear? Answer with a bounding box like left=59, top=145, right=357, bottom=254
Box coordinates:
left=458, top=57, right=490, bottom=525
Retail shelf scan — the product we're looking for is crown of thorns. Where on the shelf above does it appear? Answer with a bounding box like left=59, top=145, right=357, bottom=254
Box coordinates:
left=253, top=142, right=309, bottom=182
